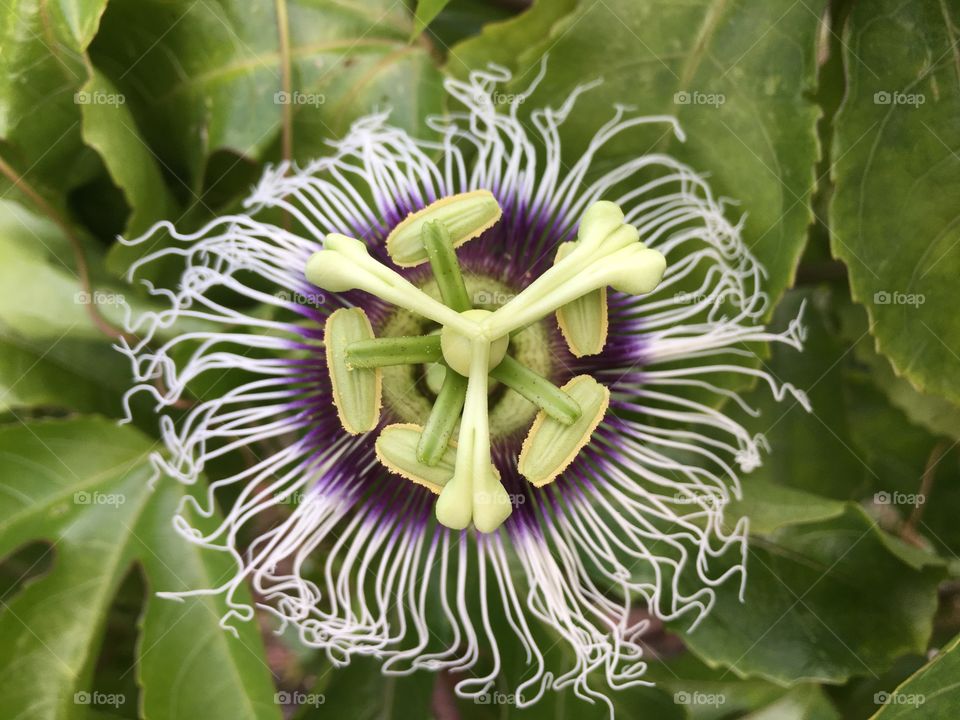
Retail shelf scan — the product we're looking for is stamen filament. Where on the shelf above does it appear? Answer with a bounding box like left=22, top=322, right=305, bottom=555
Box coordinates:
left=489, top=355, right=581, bottom=425
left=346, top=335, right=442, bottom=368
left=554, top=241, right=608, bottom=357
left=385, top=189, right=502, bottom=267
left=422, top=221, right=472, bottom=312
left=347, top=264, right=475, bottom=335
left=417, top=370, right=468, bottom=465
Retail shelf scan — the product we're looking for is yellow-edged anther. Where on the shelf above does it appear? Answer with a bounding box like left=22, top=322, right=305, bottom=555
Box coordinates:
left=375, top=424, right=456, bottom=493
left=554, top=242, right=608, bottom=357
left=386, top=190, right=502, bottom=267
left=324, top=308, right=381, bottom=434
left=518, top=375, right=610, bottom=487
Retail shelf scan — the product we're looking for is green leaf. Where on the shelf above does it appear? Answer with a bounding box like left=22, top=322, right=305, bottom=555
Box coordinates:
left=0, top=199, right=209, bottom=341
left=0, top=199, right=123, bottom=339
left=839, top=303, right=960, bottom=441
left=89, top=0, right=446, bottom=182
left=830, top=0, right=960, bottom=405
left=730, top=479, right=845, bottom=535
left=453, top=680, right=684, bottom=720
left=740, top=288, right=872, bottom=500
left=739, top=289, right=960, bottom=562
left=0, top=5, right=176, bottom=245
left=675, top=505, right=944, bottom=685
left=865, top=363, right=960, bottom=442
left=0, top=326, right=129, bottom=415
left=0, top=0, right=108, bottom=197
left=668, top=302, right=949, bottom=677
left=450, top=0, right=826, bottom=305
left=78, top=69, right=176, bottom=236
left=421, top=0, right=519, bottom=50
left=411, top=0, right=452, bottom=40
left=0, top=199, right=216, bottom=417
left=844, top=373, right=948, bottom=496
left=849, top=387, right=960, bottom=571
left=135, top=457, right=282, bottom=720
left=449, top=0, right=579, bottom=75
left=647, top=652, right=818, bottom=720
left=741, top=686, right=840, bottom=720
left=871, top=631, right=960, bottom=719
left=0, top=416, right=280, bottom=720
left=296, top=656, right=434, bottom=720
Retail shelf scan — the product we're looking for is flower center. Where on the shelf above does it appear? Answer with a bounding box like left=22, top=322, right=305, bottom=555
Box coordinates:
left=305, top=192, right=667, bottom=533
left=440, top=308, right=508, bottom=376
left=377, top=275, right=556, bottom=440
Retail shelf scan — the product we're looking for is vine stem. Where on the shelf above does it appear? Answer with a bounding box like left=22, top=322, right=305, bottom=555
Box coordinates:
left=902, top=439, right=951, bottom=545
left=275, top=0, right=293, bottom=165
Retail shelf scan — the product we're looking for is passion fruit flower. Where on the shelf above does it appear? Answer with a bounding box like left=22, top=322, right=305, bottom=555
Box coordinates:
left=119, top=66, right=808, bottom=710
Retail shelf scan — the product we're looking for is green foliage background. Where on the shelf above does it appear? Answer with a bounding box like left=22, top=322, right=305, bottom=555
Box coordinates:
left=1, top=0, right=958, bottom=718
